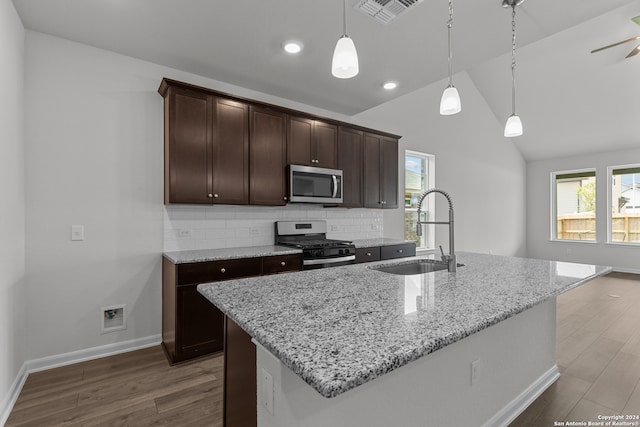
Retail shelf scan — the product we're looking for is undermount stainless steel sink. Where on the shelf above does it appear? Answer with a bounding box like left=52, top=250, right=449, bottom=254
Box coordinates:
left=372, top=259, right=464, bottom=275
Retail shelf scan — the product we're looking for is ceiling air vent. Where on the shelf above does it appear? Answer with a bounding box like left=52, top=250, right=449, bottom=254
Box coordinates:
left=356, top=0, right=424, bottom=25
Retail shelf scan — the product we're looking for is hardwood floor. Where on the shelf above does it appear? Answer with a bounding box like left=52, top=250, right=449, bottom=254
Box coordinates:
left=510, top=272, right=640, bottom=426
left=6, top=272, right=640, bottom=426
left=5, top=347, right=223, bottom=426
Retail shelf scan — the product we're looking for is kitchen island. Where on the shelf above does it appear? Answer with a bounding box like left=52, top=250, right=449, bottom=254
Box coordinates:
left=198, top=252, right=610, bottom=426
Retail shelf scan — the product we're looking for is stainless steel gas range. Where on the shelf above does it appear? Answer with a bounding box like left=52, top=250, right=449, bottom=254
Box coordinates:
left=275, top=220, right=355, bottom=270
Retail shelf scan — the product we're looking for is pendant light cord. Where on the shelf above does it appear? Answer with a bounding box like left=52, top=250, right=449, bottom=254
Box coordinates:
left=511, top=5, right=517, bottom=115
left=343, top=0, right=348, bottom=36
left=447, top=0, right=453, bottom=87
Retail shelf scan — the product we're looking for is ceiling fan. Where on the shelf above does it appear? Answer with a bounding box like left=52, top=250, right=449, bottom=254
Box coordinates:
left=591, top=16, right=640, bottom=58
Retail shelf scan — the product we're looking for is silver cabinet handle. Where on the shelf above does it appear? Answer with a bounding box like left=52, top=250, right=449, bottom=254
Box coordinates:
left=214, top=194, right=219, bottom=198
left=366, top=252, right=371, bottom=257
left=208, top=194, right=213, bottom=198
left=280, top=261, right=286, bottom=266
left=283, top=196, right=288, bottom=201
left=398, top=249, right=403, bottom=253
left=220, top=268, right=226, bottom=273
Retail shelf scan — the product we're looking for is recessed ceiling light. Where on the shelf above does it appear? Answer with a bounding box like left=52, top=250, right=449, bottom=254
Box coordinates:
left=383, top=81, right=398, bottom=90
left=282, top=41, right=303, bottom=54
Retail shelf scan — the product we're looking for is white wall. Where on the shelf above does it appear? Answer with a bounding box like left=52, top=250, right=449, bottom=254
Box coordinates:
left=21, top=30, right=389, bottom=362
left=354, top=72, right=527, bottom=256
left=0, top=0, right=25, bottom=418
left=527, top=148, right=640, bottom=273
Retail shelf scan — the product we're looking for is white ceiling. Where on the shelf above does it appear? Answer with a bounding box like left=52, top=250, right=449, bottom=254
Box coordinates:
left=12, top=0, right=640, bottom=161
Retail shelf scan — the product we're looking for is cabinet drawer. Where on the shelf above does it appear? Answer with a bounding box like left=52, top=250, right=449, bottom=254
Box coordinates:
left=262, top=254, right=303, bottom=275
left=355, top=247, right=381, bottom=263
left=176, top=258, right=262, bottom=285
left=380, top=243, right=416, bottom=260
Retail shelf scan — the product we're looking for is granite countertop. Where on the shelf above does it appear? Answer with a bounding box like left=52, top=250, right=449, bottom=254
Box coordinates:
left=351, top=238, right=416, bottom=248
left=197, top=252, right=610, bottom=398
left=163, top=245, right=301, bottom=264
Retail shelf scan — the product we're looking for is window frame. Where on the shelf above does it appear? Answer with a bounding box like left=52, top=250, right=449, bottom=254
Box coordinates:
left=550, top=168, right=598, bottom=243
left=404, top=149, right=435, bottom=251
left=607, top=163, right=640, bottom=246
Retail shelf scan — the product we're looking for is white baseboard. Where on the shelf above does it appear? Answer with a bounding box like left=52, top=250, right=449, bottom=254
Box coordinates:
left=482, top=364, right=560, bottom=427
left=0, top=334, right=161, bottom=426
left=611, top=267, right=640, bottom=275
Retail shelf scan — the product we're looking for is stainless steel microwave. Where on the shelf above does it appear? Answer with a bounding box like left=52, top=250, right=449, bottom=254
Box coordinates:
left=288, top=165, right=343, bottom=204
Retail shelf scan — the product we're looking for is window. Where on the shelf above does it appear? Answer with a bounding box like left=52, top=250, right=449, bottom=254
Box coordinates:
left=609, top=165, right=640, bottom=244
left=404, top=150, right=434, bottom=249
left=552, top=170, right=596, bottom=241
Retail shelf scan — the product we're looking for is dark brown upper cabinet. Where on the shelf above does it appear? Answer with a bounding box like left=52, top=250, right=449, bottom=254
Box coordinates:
left=363, top=133, right=399, bottom=209
left=338, top=127, right=364, bottom=208
left=163, top=86, right=213, bottom=204
left=212, top=97, right=250, bottom=205
left=159, top=78, right=400, bottom=207
left=161, top=83, right=249, bottom=205
left=249, top=106, right=287, bottom=205
left=287, top=115, right=338, bottom=169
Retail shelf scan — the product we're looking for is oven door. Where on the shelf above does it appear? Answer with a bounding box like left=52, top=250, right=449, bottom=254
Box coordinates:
left=303, top=255, right=355, bottom=270
left=288, top=165, right=343, bottom=204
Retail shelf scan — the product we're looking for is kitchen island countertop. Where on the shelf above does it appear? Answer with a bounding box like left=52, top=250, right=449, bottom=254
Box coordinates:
left=198, top=252, right=610, bottom=398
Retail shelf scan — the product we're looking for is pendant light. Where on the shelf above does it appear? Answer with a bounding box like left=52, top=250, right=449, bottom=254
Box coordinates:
left=503, top=0, right=524, bottom=137
left=440, top=0, right=461, bottom=115
left=332, top=0, right=359, bottom=79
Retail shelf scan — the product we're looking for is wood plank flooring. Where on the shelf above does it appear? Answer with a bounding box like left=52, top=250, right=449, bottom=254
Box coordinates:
left=6, top=272, right=640, bottom=426
left=5, top=347, right=223, bottom=426
left=511, top=272, right=640, bottom=426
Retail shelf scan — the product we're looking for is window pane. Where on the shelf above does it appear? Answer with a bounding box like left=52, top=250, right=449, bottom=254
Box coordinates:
left=405, top=153, right=428, bottom=248
left=555, top=171, right=596, bottom=241
left=611, top=167, right=640, bottom=243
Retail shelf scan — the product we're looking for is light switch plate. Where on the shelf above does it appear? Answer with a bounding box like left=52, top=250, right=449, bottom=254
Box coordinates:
left=71, top=225, right=84, bottom=241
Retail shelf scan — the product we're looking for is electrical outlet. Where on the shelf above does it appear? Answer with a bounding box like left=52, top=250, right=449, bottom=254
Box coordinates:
left=471, top=359, right=480, bottom=386
left=178, top=229, right=192, bottom=238
left=330, top=225, right=338, bottom=232
left=250, top=227, right=260, bottom=235
left=71, top=225, right=84, bottom=241
left=261, top=368, right=274, bottom=414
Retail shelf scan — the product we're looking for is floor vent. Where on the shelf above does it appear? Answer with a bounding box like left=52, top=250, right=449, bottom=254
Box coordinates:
left=356, top=0, right=424, bottom=25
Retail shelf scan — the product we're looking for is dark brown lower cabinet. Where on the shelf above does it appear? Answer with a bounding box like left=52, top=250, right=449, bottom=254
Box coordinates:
left=355, top=243, right=416, bottom=263
left=162, top=254, right=301, bottom=365
left=224, top=316, right=257, bottom=427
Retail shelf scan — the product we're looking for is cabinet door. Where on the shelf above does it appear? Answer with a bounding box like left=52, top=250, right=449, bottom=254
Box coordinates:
left=287, top=115, right=313, bottom=166
left=338, top=127, right=364, bottom=207
left=212, top=98, right=249, bottom=205
left=165, top=87, right=213, bottom=204
left=313, top=121, right=338, bottom=169
left=363, top=133, right=382, bottom=208
left=250, top=106, right=287, bottom=205
left=176, top=284, right=224, bottom=361
left=381, top=137, right=399, bottom=209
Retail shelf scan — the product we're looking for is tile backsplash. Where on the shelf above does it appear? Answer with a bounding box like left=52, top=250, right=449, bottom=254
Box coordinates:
left=164, top=204, right=384, bottom=252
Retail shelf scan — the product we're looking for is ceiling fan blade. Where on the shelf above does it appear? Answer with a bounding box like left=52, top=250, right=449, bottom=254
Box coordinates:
left=591, top=36, right=640, bottom=54
left=625, top=44, right=640, bottom=58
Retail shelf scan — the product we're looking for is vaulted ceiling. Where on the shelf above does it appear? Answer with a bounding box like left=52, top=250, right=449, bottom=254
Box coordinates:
left=12, top=0, right=640, bottom=160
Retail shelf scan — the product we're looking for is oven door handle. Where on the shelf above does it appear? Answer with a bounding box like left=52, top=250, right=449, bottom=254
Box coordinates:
left=331, top=175, right=338, bottom=198
left=303, top=255, right=355, bottom=266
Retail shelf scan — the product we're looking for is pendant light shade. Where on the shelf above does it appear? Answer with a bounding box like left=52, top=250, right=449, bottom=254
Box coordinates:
left=504, top=114, right=523, bottom=137
left=440, top=0, right=461, bottom=115
left=504, top=0, right=524, bottom=137
left=332, top=36, right=359, bottom=79
left=332, top=0, right=359, bottom=79
left=440, top=86, right=461, bottom=115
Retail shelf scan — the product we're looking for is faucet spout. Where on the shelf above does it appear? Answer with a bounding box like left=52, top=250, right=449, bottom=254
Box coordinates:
left=415, top=189, right=457, bottom=272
